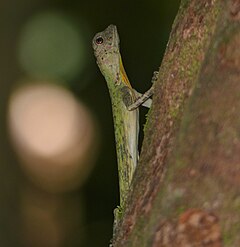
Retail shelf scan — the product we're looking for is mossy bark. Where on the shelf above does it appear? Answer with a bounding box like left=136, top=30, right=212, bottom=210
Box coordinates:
left=112, top=0, right=240, bottom=246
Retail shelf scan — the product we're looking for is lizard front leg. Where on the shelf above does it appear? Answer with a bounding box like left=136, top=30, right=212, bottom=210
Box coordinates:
left=128, top=71, right=159, bottom=111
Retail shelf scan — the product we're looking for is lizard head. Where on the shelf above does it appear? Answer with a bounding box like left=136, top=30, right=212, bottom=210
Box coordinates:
left=92, top=24, right=131, bottom=88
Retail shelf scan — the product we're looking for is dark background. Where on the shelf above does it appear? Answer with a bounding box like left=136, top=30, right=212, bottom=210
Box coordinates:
left=0, top=1, right=180, bottom=246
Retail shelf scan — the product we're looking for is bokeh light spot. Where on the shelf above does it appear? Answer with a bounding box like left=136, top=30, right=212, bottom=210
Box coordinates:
left=18, top=11, right=86, bottom=81
left=8, top=82, right=98, bottom=192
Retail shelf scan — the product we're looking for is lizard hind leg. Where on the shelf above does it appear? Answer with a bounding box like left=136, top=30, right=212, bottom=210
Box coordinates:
left=112, top=206, right=123, bottom=239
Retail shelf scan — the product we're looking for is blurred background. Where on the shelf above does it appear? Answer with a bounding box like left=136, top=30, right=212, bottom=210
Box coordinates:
left=0, top=1, right=180, bottom=246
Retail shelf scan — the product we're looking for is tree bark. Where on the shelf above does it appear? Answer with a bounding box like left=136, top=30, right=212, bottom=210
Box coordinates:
left=112, top=0, right=240, bottom=246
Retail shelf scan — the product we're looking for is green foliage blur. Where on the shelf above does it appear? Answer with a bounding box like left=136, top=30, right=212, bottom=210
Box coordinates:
left=0, top=0, right=180, bottom=246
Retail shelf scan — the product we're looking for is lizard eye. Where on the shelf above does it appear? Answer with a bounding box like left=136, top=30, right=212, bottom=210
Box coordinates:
left=95, top=36, right=104, bottom=45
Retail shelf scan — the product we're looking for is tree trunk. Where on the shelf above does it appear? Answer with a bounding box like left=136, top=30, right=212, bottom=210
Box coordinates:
left=112, top=0, right=240, bottom=246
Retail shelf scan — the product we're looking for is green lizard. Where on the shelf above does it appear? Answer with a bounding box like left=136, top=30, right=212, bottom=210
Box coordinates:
left=92, top=24, right=155, bottom=216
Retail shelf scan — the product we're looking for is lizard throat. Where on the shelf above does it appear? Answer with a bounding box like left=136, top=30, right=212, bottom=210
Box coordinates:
left=119, top=55, right=132, bottom=89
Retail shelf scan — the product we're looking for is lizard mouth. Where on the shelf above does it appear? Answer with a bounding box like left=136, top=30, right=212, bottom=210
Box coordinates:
left=106, top=24, right=117, bottom=32
left=106, top=25, right=132, bottom=89
left=106, top=24, right=119, bottom=47
left=110, top=25, right=133, bottom=89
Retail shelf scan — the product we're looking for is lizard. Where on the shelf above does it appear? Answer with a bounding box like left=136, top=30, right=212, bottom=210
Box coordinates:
left=92, top=24, right=156, bottom=220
